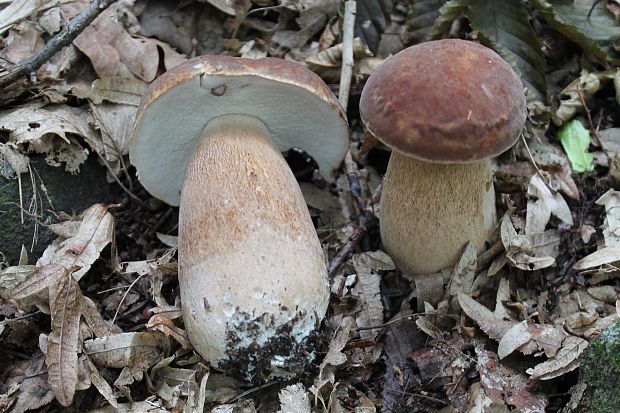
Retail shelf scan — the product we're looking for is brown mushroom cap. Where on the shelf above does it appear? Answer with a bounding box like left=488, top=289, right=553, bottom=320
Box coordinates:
left=359, top=39, right=526, bottom=163
left=130, top=55, right=348, bottom=206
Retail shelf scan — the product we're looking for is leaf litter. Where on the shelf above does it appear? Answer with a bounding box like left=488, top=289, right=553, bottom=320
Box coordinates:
left=0, top=0, right=620, bottom=412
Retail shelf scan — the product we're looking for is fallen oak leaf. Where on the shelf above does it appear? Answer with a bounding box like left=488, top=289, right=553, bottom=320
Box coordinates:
left=146, top=313, right=191, bottom=348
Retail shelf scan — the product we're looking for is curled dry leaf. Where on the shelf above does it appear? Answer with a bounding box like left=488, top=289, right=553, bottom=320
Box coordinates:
left=501, top=214, right=560, bottom=270
left=498, top=322, right=531, bottom=359
left=527, top=336, right=588, bottom=380
left=459, top=291, right=565, bottom=358
left=37, top=204, right=114, bottom=281
left=146, top=312, right=191, bottom=349
left=525, top=174, right=573, bottom=235
left=595, top=189, right=620, bottom=247
left=0, top=104, right=96, bottom=153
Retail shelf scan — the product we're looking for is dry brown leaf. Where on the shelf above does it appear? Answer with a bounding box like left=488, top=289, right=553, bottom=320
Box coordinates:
left=595, top=189, right=620, bottom=247
left=0, top=21, right=44, bottom=63
left=501, top=215, right=559, bottom=270
left=476, top=348, right=547, bottom=412
left=10, top=263, right=69, bottom=302
left=0, top=0, right=46, bottom=34
left=527, top=336, right=588, bottom=380
left=88, top=102, right=136, bottom=175
left=526, top=174, right=573, bottom=235
left=412, top=272, right=444, bottom=311
left=498, top=322, right=531, bottom=359
left=74, top=77, right=148, bottom=106
left=352, top=251, right=393, bottom=340
left=574, top=245, right=620, bottom=270
left=1, top=351, right=55, bottom=413
left=587, top=286, right=619, bottom=303
left=74, top=11, right=159, bottom=81
left=459, top=292, right=566, bottom=358
left=0, top=142, right=29, bottom=178
left=37, top=204, right=114, bottom=281
left=309, top=316, right=352, bottom=403
left=46, top=272, right=82, bottom=406
left=146, top=313, right=191, bottom=348
left=0, top=264, right=35, bottom=300
left=0, top=104, right=96, bottom=153
left=84, top=332, right=166, bottom=370
left=87, top=401, right=168, bottom=412
left=553, top=70, right=617, bottom=125
left=448, top=242, right=477, bottom=300
left=84, top=351, right=118, bottom=408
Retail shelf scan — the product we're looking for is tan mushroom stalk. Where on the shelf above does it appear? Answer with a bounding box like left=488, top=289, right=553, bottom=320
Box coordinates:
left=359, top=39, right=526, bottom=275
left=130, top=56, right=348, bottom=381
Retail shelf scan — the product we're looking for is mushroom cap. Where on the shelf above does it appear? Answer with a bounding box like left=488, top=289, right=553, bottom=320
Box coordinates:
left=130, top=55, right=349, bottom=206
left=359, top=39, right=526, bottom=163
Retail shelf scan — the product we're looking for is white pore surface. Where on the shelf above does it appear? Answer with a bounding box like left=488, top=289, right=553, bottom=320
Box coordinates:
left=130, top=74, right=349, bottom=206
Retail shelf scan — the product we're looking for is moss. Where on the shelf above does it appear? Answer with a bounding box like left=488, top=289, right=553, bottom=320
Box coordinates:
left=0, top=155, right=110, bottom=266
left=568, top=321, right=620, bottom=413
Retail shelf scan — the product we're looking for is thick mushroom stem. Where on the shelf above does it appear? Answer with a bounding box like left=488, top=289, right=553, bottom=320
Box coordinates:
left=178, top=114, right=329, bottom=374
left=380, top=151, right=496, bottom=275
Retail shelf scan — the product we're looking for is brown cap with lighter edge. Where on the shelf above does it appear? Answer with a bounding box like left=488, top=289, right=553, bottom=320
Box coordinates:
left=360, top=39, right=526, bottom=163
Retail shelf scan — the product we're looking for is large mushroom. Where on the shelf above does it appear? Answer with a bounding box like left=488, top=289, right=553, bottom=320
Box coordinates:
left=359, top=39, right=526, bottom=275
left=130, top=56, right=348, bottom=380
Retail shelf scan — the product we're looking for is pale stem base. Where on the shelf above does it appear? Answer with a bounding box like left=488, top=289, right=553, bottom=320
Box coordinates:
left=380, top=152, right=496, bottom=275
left=177, top=114, right=329, bottom=369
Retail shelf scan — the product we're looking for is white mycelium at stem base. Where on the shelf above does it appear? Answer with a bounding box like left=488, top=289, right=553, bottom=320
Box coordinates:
left=178, top=114, right=329, bottom=374
left=380, top=152, right=497, bottom=275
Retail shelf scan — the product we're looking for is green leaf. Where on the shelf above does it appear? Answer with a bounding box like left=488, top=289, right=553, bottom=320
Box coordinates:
left=406, top=0, right=446, bottom=44
left=467, top=0, right=548, bottom=101
left=532, top=0, right=620, bottom=64
left=428, top=0, right=471, bottom=40
left=557, top=119, right=594, bottom=173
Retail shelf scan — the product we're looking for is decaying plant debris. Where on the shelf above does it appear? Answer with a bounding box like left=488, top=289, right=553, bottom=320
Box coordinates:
left=0, top=0, right=619, bottom=412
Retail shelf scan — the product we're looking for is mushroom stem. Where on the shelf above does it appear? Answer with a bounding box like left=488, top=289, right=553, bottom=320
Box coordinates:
left=178, top=114, right=329, bottom=372
left=380, top=152, right=496, bottom=274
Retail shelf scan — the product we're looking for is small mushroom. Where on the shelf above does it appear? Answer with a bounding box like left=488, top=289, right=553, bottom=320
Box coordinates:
left=130, top=56, right=348, bottom=380
left=359, top=39, right=526, bottom=274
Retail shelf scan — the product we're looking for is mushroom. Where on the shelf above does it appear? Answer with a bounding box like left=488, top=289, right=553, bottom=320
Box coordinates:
left=359, top=39, right=526, bottom=274
left=130, top=56, right=348, bottom=380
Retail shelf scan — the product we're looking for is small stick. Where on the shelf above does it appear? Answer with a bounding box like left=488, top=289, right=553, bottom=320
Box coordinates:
left=329, top=0, right=375, bottom=276
left=0, top=0, right=118, bottom=89
left=328, top=212, right=377, bottom=276
left=576, top=85, right=610, bottom=163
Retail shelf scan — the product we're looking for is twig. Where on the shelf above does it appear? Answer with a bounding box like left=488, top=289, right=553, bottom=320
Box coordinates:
left=338, top=0, right=355, bottom=111
left=0, top=0, right=118, bottom=89
left=520, top=134, right=553, bottom=191
left=576, top=85, right=610, bottom=163
left=328, top=0, right=375, bottom=276
left=327, top=214, right=376, bottom=276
